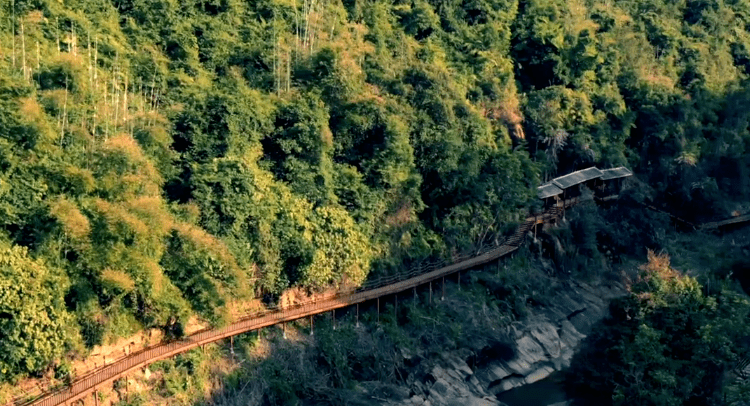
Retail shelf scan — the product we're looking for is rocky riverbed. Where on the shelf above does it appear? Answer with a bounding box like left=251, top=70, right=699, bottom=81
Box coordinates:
left=348, top=279, right=625, bottom=406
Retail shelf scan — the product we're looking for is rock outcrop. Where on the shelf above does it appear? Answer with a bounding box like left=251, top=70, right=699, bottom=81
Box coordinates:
left=381, top=280, right=624, bottom=406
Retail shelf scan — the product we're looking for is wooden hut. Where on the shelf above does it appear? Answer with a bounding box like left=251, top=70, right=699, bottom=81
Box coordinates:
left=598, top=167, right=633, bottom=197
left=550, top=167, right=603, bottom=202
left=538, top=182, right=563, bottom=210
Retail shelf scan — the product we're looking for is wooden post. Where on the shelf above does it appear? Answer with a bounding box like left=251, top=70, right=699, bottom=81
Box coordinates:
left=282, top=323, right=286, bottom=339
left=441, top=277, right=445, bottom=301
left=310, top=315, right=314, bottom=335
left=377, top=297, right=380, bottom=322
left=458, top=272, right=460, bottom=291
left=356, top=303, right=359, bottom=327
left=395, top=294, right=398, bottom=320
left=230, top=336, right=234, bottom=359
left=94, top=390, right=99, bottom=406
left=413, top=287, right=417, bottom=302
left=332, top=309, right=336, bottom=330
left=429, top=282, right=432, bottom=304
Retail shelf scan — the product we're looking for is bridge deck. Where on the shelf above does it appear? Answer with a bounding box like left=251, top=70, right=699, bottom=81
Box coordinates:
left=701, top=214, right=750, bottom=230
left=15, top=197, right=603, bottom=406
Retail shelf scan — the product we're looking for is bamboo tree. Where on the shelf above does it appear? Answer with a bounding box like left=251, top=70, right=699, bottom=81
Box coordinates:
left=103, top=74, right=109, bottom=138
left=71, top=22, right=76, bottom=57
left=149, top=69, right=156, bottom=112
left=113, top=63, right=120, bottom=129
left=56, top=17, right=60, bottom=55
left=20, top=20, right=27, bottom=81
left=123, top=75, right=128, bottom=125
left=61, top=75, right=68, bottom=146
left=286, top=48, right=291, bottom=92
left=12, top=0, right=16, bottom=70
left=273, top=19, right=279, bottom=95
left=93, top=35, right=98, bottom=138
left=294, top=0, right=300, bottom=56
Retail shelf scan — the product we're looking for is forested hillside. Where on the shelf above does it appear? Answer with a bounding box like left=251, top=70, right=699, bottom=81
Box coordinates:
left=1, top=0, right=750, bottom=384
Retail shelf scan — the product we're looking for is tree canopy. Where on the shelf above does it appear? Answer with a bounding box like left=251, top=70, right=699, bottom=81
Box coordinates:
left=0, top=0, right=749, bottom=384
left=567, top=252, right=750, bottom=406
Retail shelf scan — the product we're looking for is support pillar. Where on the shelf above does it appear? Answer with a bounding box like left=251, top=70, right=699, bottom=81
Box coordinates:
left=441, top=277, right=445, bottom=301
left=94, top=390, right=99, bottom=406
left=377, top=297, right=380, bottom=323
left=413, top=287, right=417, bottom=302
left=356, top=303, right=359, bottom=327
left=332, top=309, right=336, bottom=330
left=395, top=294, right=398, bottom=321
left=429, top=282, right=432, bottom=304
left=282, top=323, right=286, bottom=339
left=230, top=336, right=234, bottom=359
left=458, top=272, right=460, bottom=291
left=310, top=315, right=314, bottom=335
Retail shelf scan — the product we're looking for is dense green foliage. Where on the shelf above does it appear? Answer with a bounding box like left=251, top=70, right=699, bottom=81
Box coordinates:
left=1, top=0, right=750, bottom=385
left=0, top=239, right=72, bottom=382
left=567, top=252, right=750, bottom=406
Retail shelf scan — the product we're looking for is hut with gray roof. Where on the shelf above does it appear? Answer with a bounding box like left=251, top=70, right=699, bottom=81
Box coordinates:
left=538, top=166, right=633, bottom=207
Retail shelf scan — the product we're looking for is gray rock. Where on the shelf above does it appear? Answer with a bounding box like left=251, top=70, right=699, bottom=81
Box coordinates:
left=559, top=320, right=586, bottom=350
left=442, top=353, right=473, bottom=379
left=514, top=335, right=547, bottom=365
left=529, top=323, right=561, bottom=358
left=502, top=357, right=534, bottom=376
left=493, top=376, right=525, bottom=393
left=430, top=378, right=451, bottom=398
left=480, top=364, right=512, bottom=383
left=524, top=364, right=556, bottom=384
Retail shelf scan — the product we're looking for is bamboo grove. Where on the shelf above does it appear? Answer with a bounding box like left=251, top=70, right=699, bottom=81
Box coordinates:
left=0, top=0, right=750, bottom=389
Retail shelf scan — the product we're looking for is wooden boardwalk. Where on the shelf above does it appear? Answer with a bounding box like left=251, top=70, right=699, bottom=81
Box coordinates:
left=701, top=214, right=750, bottom=230
left=9, top=196, right=653, bottom=406
left=19, top=195, right=750, bottom=406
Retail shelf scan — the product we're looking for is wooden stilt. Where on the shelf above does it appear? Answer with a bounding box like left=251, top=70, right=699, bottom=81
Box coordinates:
left=356, top=303, right=359, bottom=327
left=230, top=336, right=234, bottom=359
left=377, top=297, right=380, bottom=322
left=429, top=281, right=432, bottom=304
left=310, top=315, right=314, bottom=335
left=94, top=390, right=99, bottom=406
left=413, top=287, right=417, bottom=302
left=441, top=277, right=445, bottom=301
left=282, top=323, right=286, bottom=339
left=332, top=309, right=336, bottom=330
left=395, top=294, right=398, bottom=321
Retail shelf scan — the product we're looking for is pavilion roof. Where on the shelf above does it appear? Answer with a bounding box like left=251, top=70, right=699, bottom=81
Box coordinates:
left=551, top=167, right=603, bottom=189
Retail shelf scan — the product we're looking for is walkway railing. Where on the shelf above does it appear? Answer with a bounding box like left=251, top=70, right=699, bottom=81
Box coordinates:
left=9, top=196, right=609, bottom=406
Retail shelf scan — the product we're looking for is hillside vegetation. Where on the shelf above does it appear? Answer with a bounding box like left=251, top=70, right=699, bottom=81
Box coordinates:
left=1, top=0, right=750, bottom=385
